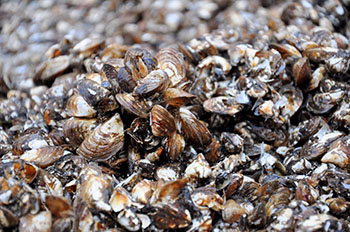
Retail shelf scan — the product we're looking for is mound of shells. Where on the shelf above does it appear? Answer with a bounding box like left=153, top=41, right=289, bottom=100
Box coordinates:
left=1, top=0, right=350, bottom=231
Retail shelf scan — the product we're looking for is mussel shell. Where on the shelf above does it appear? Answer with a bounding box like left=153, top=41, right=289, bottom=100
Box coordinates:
left=163, top=88, right=195, bottom=107
left=66, top=94, right=97, bottom=118
left=78, top=78, right=117, bottom=112
left=134, top=70, right=169, bottom=96
left=157, top=47, right=185, bottom=87
left=76, top=113, right=124, bottom=161
left=63, top=117, right=98, bottom=149
left=151, top=105, right=176, bottom=137
left=293, top=57, right=311, bottom=87
left=116, top=93, right=152, bottom=118
left=204, top=96, right=243, bottom=116
left=117, top=67, right=136, bottom=93
left=179, top=107, right=212, bottom=147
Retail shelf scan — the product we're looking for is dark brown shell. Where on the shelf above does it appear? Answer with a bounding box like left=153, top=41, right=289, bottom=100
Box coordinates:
left=76, top=113, right=124, bottom=161
left=63, top=117, right=98, bottom=149
left=151, top=105, right=176, bottom=137
left=179, top=107, right=212, bottom=147
left=117, top=67, right=136, bottom=93
left=163, top=88, right=195, bottom=107
left=166, top=133, right=185, bottom=161
left=77, top=78, right=117, bottom=113
left=293, top=57, right=311, bottom=87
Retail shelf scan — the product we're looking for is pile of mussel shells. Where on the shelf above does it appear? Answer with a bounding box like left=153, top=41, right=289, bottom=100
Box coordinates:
left=1, top=0, right=350, bottom=231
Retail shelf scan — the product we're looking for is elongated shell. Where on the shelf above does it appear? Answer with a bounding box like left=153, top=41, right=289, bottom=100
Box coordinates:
left=63, top=117, right=98, bottom=149
left=179, top=107, right=212, bottom=147
left=117, top=67, right=136, bottom=93
left=77, top=113, right=124, bottom=161
left=151, top=105, right=176, bottom=137
left=116, top=93, right=152, bottom=118
left=134, top=70, right=169, bottom=96
left=163, top=88, right=195, bottom=107
left=20, top=146, right=67, bottom=168
left=293, top=57, right=311, bottom=87
left=204, top=96, right=244, bottom=116
left=157, top=47, right=185, bottom=87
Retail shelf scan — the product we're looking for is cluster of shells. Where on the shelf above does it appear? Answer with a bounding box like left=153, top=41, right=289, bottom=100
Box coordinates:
left=2, top=0, right=350, bottom=231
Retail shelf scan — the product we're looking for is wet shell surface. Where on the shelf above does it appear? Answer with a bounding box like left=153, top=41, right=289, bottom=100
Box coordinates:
left=2, top=1, right=350, bottom=231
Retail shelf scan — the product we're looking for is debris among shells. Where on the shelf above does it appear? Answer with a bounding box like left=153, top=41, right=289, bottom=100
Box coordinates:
left=1, top=0, right=350, bottom=231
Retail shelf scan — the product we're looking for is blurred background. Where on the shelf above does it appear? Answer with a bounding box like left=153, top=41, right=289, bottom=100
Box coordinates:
left=0, top=0, right=349, bottom=92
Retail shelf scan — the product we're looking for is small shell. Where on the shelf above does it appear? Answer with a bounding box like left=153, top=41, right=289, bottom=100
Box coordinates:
left=152, top=204, right=191, bottom=229
left=66, top=94, right=97, bottom=118
left=191, top=187, right=224, bottom=211
left=222, top=199, right=246, bottom=223
left=133, top=70, right=169, bottom=96
left=124, top=48, right=157, bottom=81
left=20, top=146, right=68, bottom=168
left=78, top=78, right=117, bottom=113
left=179, top=107, right=212, bottom=147
left=293, top=57, right=311, bottom=87
left=150, top=178, right=188, bottom=205
left=157, top=47, right=185, bottom=87
left=155, top=165, right=180, bottom=182
left=116, top=93, right=152, bottom=118
left=100, top=63, right=119, bottom=89
left=197, top=56, right=232, bottom=74
left=163, top=88, right=195, bottom=107
left=270, top=43, right=302, bottom=60
left=76, top=113, right=124, bottom=161
left=151, top=105, right=176, bottom=137
left=326, top=197, right=349, bottom=214
left=34, top=55, right=70, bottom=84
left=132, top=180, right=155, bottom=204
left=307, top=65, right=326, bottom=91
left=301, top=131, right=343, bottom=160
left=166, top=133, right=185, bottom=161
left=295, top=180, right=318, bottom=204
left=117, top=67, right=136, bottom=93
left=78, top=164, right=113, bottom=211
left=321, top=136, right=350, bottom=168
left=0, top=206, right=18, bottom=228
left=73, top=37, right=105, bottom=58
left=45, top=195, right=73, bottom=218
left=185, top=153, right=211, bottom=179
left=221, top=132, right=243, bottom=154
left=204, top=96, right=243, bottom=116
left=12, top=132, right=48, bottom=156
left=303, top=47, right=337, bottom=63
left=109, top=186, right=132, bottom=213
left=63, top=117, right=98, bottom=149
left=117, top=210, right=151, bottom=231
left=13, top=161, right=39, bottom=183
